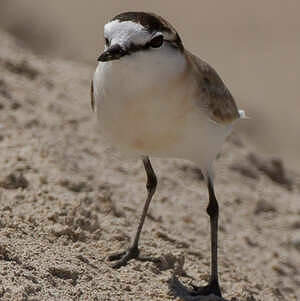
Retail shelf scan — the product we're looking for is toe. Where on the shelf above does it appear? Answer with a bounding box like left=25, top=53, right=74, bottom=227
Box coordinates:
left=169, top=276, right=227, bottom=301
left=108, top=247, right=140, bottom=269
left=108, top=251, right=126, bottom=261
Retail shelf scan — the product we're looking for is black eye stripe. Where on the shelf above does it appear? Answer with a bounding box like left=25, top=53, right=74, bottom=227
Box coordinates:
left=124, top=39, right=181, bottom=55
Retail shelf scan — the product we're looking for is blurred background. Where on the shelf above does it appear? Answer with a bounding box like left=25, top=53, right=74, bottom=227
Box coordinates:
left=0, top=0, right=299, bottom=170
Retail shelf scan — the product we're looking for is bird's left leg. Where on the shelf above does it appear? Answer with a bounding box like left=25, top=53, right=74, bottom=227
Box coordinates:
left=169, top=175, right=228, bottom=301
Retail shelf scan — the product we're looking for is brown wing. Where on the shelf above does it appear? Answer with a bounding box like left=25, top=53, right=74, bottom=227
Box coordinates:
left=186, top=51, right=239, bottom=124
left=90, top=79, right=95, bottom=112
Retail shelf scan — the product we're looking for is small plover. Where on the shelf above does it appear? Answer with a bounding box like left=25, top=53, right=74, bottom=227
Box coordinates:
left=92, top=11, right=245, bottom=300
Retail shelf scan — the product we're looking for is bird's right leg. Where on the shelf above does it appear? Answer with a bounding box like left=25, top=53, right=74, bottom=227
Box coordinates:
left=108, top=156, right=157, bottom=269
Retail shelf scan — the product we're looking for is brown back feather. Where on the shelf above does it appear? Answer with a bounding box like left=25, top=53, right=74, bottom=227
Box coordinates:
left=186, top=51, right=239, bottom=124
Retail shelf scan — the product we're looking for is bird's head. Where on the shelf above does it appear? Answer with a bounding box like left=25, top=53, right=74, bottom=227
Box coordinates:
left=98, top=12, right=184, bottom=63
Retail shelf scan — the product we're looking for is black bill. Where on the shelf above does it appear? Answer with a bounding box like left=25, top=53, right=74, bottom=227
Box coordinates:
left=98, top=44, right=127, bottom=62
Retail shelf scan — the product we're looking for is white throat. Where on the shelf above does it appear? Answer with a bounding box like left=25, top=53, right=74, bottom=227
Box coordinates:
left=98, top=44, right=186, bottom=96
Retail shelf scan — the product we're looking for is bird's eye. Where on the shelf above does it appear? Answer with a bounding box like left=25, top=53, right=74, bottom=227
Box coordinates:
left=105, top=38, right=109, bottom=46
left=150, top=35, right=163, bottom=48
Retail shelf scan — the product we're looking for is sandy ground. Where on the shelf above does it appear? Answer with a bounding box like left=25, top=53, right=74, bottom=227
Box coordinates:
left=0, top=30, right=300, bottom=301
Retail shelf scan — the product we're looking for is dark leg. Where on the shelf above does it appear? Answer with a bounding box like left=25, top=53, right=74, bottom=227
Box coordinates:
left=196, top=176, right=221, bottom=296
left=169, top=175, right=224, bottom=300
left=108, top=156, right=157, bottom=269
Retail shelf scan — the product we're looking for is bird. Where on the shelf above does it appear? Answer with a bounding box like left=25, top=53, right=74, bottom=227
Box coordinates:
left=91, top=11, right=245, bottom=300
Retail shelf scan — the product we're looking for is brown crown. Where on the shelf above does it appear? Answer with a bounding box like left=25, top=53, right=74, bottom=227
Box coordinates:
left=112, top=12, right=183, bottom=51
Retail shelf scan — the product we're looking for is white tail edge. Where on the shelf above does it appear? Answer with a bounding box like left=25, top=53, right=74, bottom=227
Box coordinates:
left=238, top=110, right=249, bottom=119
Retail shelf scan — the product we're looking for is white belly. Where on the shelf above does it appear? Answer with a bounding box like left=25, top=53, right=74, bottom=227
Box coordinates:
left=94, top=65, right=186, bottom=155
left=93, top=51, right=231, bottom=168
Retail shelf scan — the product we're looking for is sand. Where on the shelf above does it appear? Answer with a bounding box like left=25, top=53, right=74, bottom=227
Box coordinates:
left=0, top=30, right=299, bottom=301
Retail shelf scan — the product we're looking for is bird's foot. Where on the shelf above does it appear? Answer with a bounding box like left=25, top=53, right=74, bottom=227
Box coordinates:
left=108, top=246, right=140, bottom=269
left=169, top=276, right=228, bottom=301
left=108, top=246, right=159, bottom=269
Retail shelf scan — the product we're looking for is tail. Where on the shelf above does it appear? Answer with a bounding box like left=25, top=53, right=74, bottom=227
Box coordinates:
left=238, top=110, right=249, bottom=119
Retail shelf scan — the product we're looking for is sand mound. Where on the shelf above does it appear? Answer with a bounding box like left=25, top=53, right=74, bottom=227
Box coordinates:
left=0, top=30, right=299, bottom=301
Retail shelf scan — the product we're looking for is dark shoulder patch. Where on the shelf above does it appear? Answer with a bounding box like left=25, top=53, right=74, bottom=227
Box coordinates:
left=90, top=79, right=95, bottom=112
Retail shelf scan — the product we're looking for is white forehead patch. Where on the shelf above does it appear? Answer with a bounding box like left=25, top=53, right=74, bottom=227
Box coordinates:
left=104, top=20, right=152, bottom=47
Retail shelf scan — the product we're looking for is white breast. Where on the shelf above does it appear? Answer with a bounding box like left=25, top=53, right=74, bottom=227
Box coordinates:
left=93, top=47, right=231, bottom=169
left=94, top=46, right=187, bottom=151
